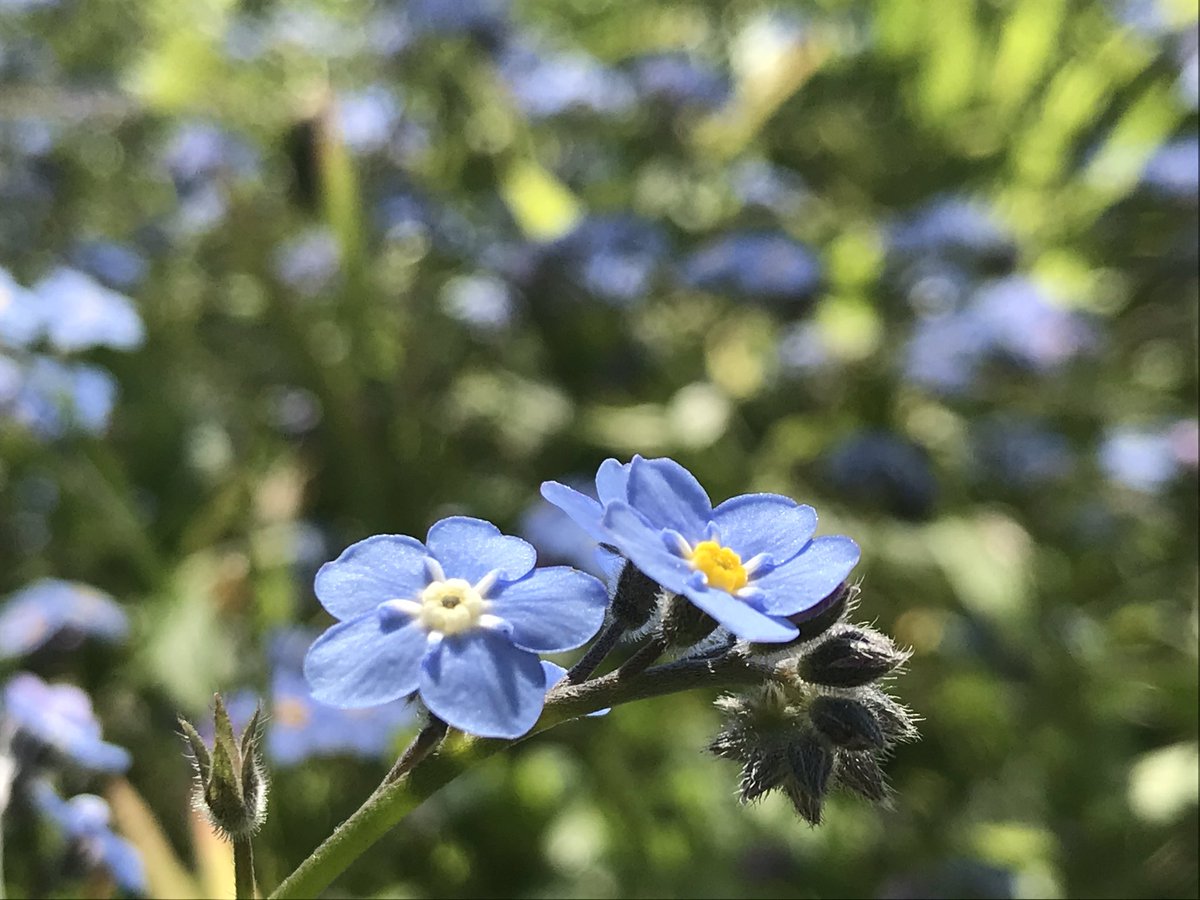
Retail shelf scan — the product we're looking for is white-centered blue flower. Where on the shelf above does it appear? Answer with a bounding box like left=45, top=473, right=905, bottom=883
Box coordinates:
left=304, top=516, right=608, bottom=739
left=542, top=456, right=860, bottom=643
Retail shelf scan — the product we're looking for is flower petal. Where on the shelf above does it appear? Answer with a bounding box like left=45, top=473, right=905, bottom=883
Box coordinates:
left=419, top=630, right=547, bottom=738
left=601, top=502, right=694, bottom=594
left=304, top=613, right=426, bottom=707
left=540, top=481, right=608, bottom=542
left=625, top=457, right=712, bottom=540
left=712, top=494, right=817, bottom=562
left=314, top=534, right=430, bottom=620
left=751, top=536, right=861, bottom=615
left=594, top=457, right=633, bottom=504
left=681, top=586, right=799, bottom=643
left=490, top=566, right=608, bottom=653
left=426, top=516, right=537, bottom=584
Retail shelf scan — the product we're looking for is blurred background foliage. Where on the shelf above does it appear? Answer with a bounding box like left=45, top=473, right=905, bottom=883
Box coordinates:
left=0, top=0, right=1197, bottom=897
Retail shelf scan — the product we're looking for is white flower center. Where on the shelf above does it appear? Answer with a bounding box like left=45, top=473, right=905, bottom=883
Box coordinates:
left=417, top=578, right=486, bottom=636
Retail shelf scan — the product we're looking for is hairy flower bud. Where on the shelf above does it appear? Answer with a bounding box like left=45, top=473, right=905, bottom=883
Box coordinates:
left=835, top=750, right=889, bottom=802
left=859, top=688, right=920, bottom=744
left=609, top=562, right=661, bottom=630
left=799, top=625, right=909, bottom=688
left=809, top=696, right=885, bottom=751
left=660, top=592, right=717, bottom=648
left=784, top=731, right=834, bottom=825
left=178, top=695, right=267, bottom=840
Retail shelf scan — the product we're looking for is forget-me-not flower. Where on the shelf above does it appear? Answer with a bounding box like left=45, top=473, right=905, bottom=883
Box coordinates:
left=2, top=672, right=130, bottom=771
left=541, top=457, right=860, bottom=642
left=0, top=578, right=128, bottom=659
left=304, top=517, right=608, bottom=738
left=31, top=780, right=146, bottom=895
left=31, top=267, right=144, bottom=353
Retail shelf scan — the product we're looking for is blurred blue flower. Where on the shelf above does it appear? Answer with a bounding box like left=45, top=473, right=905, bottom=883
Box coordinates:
left=1140, top=136, right=1199, bottom=199
left=543, top=215, right=668, bottom=306
left=220, top=669, right=416, bottom=767
left=71, top=241, right=149, bottom=291
left=0, top=578, right=128, bottom=658
left=304, top=517, right=608, bottom=738
left=2, top=672, right=130, bottom=771
left=777, top=321, right=833, bottom=373
left=542, top=456, right=860, bottom=642
left=336, top=86, right=401, bottom=154
left=272, top=229, right=341, bottom=296
left=681, top=232, right=822, bottom=305
left=32, top=267, right=144, bottom=352
left=30, top=780, right=145, bottom=895
left=501, top=44, right=636, bottom=118
left=969, top=417, right=1073, bottom=488
left=163, top=122, right=259, bottom=192
left=627, top=52, right=731, bottom=110
left=730, top=159, right=811, bottom=216
left=1099, top=420, right=1198, bottom=492
left=440, top=273, right=514, bottom=331
left=888, top=196, right=1015, bottom=265
left=824, top=431, right=938, bottom=521
left=5, top=356, right=118, bottom=437
left=1, top=266, right=41, bottom=348
left=409, top=0, right=509, bottom=39
left=903, top=276, right=1093, bottom=394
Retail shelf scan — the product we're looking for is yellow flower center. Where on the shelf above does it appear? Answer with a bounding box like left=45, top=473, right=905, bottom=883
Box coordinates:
left=418, top=578, right=486, bottom=635
left=275, top=697, right=311, bottom=728
left=687, top=540, right=749, bottom=594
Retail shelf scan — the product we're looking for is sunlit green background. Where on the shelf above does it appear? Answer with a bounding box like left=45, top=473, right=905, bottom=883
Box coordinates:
left=1, top=0, right=1197, bottom=897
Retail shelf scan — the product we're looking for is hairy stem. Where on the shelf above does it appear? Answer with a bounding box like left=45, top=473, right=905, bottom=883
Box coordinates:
left=234, top=837, right=255, bottom=900
left=269, top=653, right=768, bottom=899
left=565, top=621, right=626, bottom=683
left=382, top=717, right=448, bottom=786
left=616, top=634, right=669, bottom=679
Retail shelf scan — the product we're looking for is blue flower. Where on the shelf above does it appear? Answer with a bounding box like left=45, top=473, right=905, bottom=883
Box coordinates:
left=542, top=457, right=860, bottom=642
left=540, top=215, right=668, bottom=306
left=888, top=196, right=1015, bottom=266
left=500, top=44, right=636, bottom=118
left=1099, top=421, right=1198, bottom=492
left=31, top=267, right=144, bottom=352
left=71, top=241, right=149, bottom=291
left=1140, top=136, right=1199, bottom=200
left=0, top=578, right=129, bottom=659
left=1, top=267, right=42, bottom=348
left=680, top=232, right=822, bottom=305
left=627, top=52, right=731, bottom=110
left=2, top=672, right=130, bottom=771
left=5, top=356, right=118, bottom=438
left=30, top=780, right=146, bottom=895
left=304, top=517, right=608, bottom=738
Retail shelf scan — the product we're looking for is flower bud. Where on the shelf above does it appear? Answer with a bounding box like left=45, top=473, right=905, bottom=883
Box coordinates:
left=610, top=562, right=661, bottom=630
left=836, top=750, right=889, bottom=802
left=784, top=731, right=833, bottom=825
left=809, top=696, right=885, bottom=751
left=799, top=625, right=909, bottom=688
left=178, top=695, right=267, bottom=840
left=660, top=592, right=717, bottom=648
left=859, top=688, right=919, bottom=744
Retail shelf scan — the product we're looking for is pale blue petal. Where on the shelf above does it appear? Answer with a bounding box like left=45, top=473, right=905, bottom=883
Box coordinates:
left=681, top=586, right=799, bottom=643
left=712, top=494, right=817, bottom=562
left=99, top=833, right=147, bottom=894
left=594, top=457, right=632, bottom=504
left=304, top=613, right=426, bottom=707
left=419, top=630, right=546, bottom=738
left=625, top=457, right=712, bottom=540
left=314, top=534, right=430, bottom=620
left=426, top=516, right=537, bottom=583
left=490, top=567, right=608, bottom=652
left=540, top=481, right=608, bottom=542
left=601, top=502, right=694, bottom=594
left=752, top=536, right=861, bottom=615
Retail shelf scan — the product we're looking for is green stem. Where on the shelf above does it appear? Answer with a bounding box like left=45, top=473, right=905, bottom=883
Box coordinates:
left=565, top=621, right=626, bottom=683
left=234, top=838, right=255, bottom=899
left=269, top=654, right=768, bottom=899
